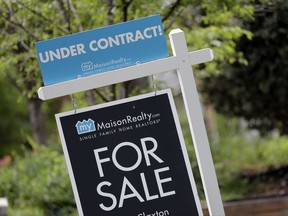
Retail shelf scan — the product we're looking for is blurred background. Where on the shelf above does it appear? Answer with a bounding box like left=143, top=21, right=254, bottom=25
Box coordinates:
left=0, top=0, right=287, bottom=215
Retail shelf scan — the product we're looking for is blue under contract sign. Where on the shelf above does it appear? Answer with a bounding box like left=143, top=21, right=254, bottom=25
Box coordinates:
left=35, top=15, right=169, bottom=85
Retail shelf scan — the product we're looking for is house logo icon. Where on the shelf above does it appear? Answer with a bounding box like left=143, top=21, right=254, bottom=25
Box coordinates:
left=81, top=61, right=93, bottom=71
left=75, top=118, right=96, bottom=135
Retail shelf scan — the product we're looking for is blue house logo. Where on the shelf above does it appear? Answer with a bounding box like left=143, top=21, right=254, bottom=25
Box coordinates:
left=75, top=118, right=96, bottom=135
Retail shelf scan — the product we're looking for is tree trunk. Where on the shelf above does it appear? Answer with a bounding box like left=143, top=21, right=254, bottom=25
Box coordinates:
left=106, top=0, right=114, bottom=25
left=204, top=104, right=219, bottom=144
left=27, top=98, right=47, bottom=145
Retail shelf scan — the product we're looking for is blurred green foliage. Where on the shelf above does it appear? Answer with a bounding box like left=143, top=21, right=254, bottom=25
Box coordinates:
left=0, top=0, right=287, bottom=214
left=201, top=0, right=288, bottom=135
left=207, top=114, right=288, bottom=201
left=0, top=144, right=77, bottom=215
left=0, top=0, right=255, bottom=151
left=0, top=0, right=253, bottom=99
left=176, top=95, right=288, bottom=201
left=0, top=76, right=29, bottom=157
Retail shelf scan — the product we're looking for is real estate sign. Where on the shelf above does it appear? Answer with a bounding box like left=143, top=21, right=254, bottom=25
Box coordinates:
left=35, top=15, right=168, bottom=86
left=56, top=89, right=202, bottom=216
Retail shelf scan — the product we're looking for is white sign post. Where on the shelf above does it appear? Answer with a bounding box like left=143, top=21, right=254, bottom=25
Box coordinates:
left=170, top=29, right=225, bottom=215
left=38, top=28, right=225, bottom=216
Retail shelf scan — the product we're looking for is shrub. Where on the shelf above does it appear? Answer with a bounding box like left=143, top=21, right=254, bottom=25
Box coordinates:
left=0, top=145, right=77, bottom=215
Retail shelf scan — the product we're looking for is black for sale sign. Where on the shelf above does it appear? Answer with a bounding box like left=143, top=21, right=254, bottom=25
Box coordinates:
left=56, top=89, right=201, bottom=216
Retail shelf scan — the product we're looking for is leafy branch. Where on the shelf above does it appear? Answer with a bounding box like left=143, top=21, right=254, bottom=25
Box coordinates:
left=162, top=0, right=182, bottom=23
left=2, top=2, right=40, bottom=41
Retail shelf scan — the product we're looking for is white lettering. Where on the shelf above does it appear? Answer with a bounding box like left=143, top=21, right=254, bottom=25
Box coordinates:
left=112, top=142, right=142, bottom=171
left=140, top=172, right=159, bottom=201
left=126, top=32, right=135, bottom=43
left=38, top=52, right=49, bottom=63
left=155, top=167, right=176, bottom=197
left=70, top=45, right=77, bottom=56
left=76, top=43, right=86, bottom=54
left=98, top=38, right=109, bottom=49
left=97, top=181, right=117, bottom=211
left=118, top=33, right=126, bottom=44
left=135, top=30, right=145, bottom=41
left=118, top=177, right=144, bottom=208
left=60, top=47, right=70, bottom=58
left=89, top=40, right=98, bottom=51
left=94, top=147, right=110, bottom=177
left=39, top=26, right=164, bottom=63
left=141, top=137, right=164, bottom=166
left=150, top=26, right=158, bottom=37
left=39, top=43, right=87, bottom=63
left=143, top=27, right=152, bottom=38
left=49, top=49, right=61, bottom=61
left=108, top=36, right=120, bottom=47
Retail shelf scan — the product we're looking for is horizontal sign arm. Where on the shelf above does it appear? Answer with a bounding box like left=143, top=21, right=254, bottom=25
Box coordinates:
left=38, top=48, right=213, bottom=100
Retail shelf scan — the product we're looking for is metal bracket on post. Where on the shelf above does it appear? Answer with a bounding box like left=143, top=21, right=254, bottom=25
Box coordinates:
left=169, top=29, right=225, bottom=216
